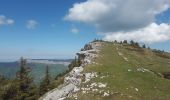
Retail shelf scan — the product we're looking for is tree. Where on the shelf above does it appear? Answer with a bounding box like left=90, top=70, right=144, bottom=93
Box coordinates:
left=16, top=57, right=38, bottom=100
left=0, top=76, right=17, bottom=100
left=68, top=56, right=81, bottom=71
left=39, top=66, right=51, bottom=96
left=123, top=40, right=128, bottom=44
left=18, top=58, right=30, bottom=91
left=2, top=80, right=20, bottom=100
left=142, top=44, right=146, bottom=48
left=2, top=57, right=38, bottom=100
left=130, top=40, right=140, bottom=47
left=134, top=42, right=139, bottom=47
left=130, top=40, right=134, bottom=45
left=114, top=40, right=117, bottom=43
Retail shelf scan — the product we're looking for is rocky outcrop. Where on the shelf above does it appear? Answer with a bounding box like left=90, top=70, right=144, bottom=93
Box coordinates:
left=77, top=42, right=100, bottom=66
left=39, top=42, right=101, bottom=100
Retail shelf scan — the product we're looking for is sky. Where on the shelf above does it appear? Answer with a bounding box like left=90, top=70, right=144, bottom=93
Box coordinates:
left=0, top=0, right=170, bottom=61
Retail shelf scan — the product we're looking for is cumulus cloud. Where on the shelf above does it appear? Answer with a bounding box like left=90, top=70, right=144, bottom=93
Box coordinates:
left=26, top=20, right=38, bottom=29
left=0, top=15, right=14, bottom=26
left=65, top=0, right=170, bottom=43
left=65, top=0, right=170, bottom=32
left=103, top=23, right=170, bottom=44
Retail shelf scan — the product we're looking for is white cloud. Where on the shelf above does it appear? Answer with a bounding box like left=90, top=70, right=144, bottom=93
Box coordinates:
left=71, top=27, right=79, bottom=34
left=65, top=0, right=170, bottom=43
left=0, top=15, right=14, bottom=26
left=103, top=23, right=170, bottom=44
left=26, top=20, right=38, bottom=29
left=65, top=0, right=170, bottom=32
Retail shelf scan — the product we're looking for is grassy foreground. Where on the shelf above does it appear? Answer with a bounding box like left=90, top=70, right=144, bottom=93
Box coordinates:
left=69, top=42, right=170, bottom=100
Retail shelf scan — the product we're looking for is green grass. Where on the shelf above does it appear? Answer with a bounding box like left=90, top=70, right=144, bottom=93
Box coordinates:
left=75, top=42, right=170, bottom=100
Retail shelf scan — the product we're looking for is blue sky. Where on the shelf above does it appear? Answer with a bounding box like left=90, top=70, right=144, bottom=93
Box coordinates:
left=0, top=0, right=99, bottom=60
left=0, top=0, right=170, bottom=61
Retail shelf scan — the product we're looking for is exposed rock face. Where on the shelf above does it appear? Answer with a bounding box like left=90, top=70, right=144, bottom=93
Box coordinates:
left=39, top=42, right=101, bottom=100
left=77, top=42, right=100, bottom=66
left=64, top=66, right=83, bottom=86
left=41, top=84, right=76, bottom=100
left=84, top=72, right=98, bottom=83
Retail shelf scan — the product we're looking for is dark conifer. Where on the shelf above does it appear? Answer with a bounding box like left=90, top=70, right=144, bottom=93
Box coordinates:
left=123, top=40, right=128, bottom=44
left=130, top=40, right=134, bottom=45
left=2, top=57, right=38, bottom=100
left=39, top=66, right=51, bottom=96
left=142, top=44, right=146, bottom=48
left=17, top=57, right=38, bottom=99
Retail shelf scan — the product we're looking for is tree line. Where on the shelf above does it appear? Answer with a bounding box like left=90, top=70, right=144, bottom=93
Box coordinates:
left=92, top=38, right=148, bottom=49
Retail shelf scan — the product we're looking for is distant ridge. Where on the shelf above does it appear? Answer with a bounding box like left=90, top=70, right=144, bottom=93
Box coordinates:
left=27, top=59, right=73, bottom=66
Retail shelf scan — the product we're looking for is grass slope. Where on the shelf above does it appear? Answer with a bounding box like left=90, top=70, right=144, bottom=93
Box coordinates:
left=72, top=42, right=170, bottom=100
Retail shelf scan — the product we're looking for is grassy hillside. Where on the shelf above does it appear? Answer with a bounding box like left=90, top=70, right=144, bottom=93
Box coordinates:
left=70, top=42, right=170, bottom=100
